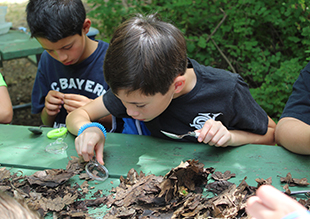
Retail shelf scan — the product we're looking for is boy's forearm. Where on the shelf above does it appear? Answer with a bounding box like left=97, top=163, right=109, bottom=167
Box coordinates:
left=229, top=116, right=276, bottom=146
left=229, top=128, right=275, bottom=146
left=66, top=108, right=91, bottom=136
left=66, top=96, right=111, bottom=136
left=275, top=117, right=310, bottom=155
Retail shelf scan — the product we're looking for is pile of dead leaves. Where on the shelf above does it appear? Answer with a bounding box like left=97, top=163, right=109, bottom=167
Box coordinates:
left=1, top=158, right=310, bottom=219
left=104, top=160, right=310, bottom=219
left=0, top=156, right=107, bottom=218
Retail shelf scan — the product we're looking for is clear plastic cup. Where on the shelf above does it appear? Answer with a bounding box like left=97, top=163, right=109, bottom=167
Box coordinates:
left=45, top=138, right=68, bottom=154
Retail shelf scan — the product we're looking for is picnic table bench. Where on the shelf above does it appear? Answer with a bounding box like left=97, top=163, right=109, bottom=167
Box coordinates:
left=0, top=29, right=44, bottom=67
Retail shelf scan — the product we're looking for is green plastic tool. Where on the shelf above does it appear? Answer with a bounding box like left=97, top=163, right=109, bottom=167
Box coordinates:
left=47, top=127, right=68, bottom=139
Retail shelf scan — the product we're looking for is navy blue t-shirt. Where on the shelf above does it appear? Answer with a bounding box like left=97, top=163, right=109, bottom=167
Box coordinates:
left=31, top=40, right=109, bottom=128
left=103, top=58, right=268, bottom=142
left=280, top=61, right=310, bottom=125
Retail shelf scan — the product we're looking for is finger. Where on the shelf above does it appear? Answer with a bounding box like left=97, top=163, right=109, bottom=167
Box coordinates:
left=257, top=185, right=305, bottom=212
left=64, top=93, right=92, bottom=103
left=95, top=143, right=105, bottom=165
left=203, top=125, right=220, bottom=145
left=63, top=93, right=82, bottom=101
left=47, top=90, right=64, bottom=101
left=46, top=94, right=64, bottom=106
left=207, top=130, right=223, bottom=146
left=214, top=130, right=231, bottom=147
left=45, top=101, right=62, bottom=110
left=215, top=135, right=230, bottom=147
left=63, top=103, right=77, bottom=113
left=50, top=90, right=64, bottom=97
left=64, top=95, right=92, bottom=109
left=256, top=185, right=287, bottom=210
left=197, top=123, right=212, bottom=143
left=246, top=196, right=269, bottom=219
left=76, top=135, right=93, bottom=162
left=75, top=136, right=82, bottom=156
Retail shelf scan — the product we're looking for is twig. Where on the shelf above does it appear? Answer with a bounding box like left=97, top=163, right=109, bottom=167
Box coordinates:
left=205, top=8, right=227, bottom=43
left=206, top=8, right=236, bottom=73
left=211, top=38, right=237, bottom=73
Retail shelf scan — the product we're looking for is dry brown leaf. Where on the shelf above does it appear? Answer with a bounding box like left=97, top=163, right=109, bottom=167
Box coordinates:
left=255, top=177, right=272, bottom=187
left=26, top=169, right=75, bottom=187
left=212, top=170, right=236, bottom=181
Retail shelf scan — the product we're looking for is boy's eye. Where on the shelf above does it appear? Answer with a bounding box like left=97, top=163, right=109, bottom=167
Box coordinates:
left=63, top=45, right=73, bottom=50
left=136, top=104, right=146, bottom=108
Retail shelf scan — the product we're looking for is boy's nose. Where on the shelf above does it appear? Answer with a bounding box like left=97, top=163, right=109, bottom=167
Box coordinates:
left=126, top=107, right=139, bottom=117
left=56, top=51, right=68, bottom=62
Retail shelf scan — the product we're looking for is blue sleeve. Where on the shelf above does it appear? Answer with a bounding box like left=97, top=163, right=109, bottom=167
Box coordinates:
left=280, top=61, right=310, bottom=125
left=229, top=75, right=268, bottom=134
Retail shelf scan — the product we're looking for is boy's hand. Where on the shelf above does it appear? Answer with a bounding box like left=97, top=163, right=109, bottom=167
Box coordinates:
left=197, top=119, right=232, bottom=147
left=63, top=94, right=93, bottom=113
left=74, top=127, right=105, bottom=165
left=44, top=90, right=64, bottom=116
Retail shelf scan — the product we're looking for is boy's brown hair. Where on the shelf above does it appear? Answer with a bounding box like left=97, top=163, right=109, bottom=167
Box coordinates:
left=104, top=13, right=188, bottom=96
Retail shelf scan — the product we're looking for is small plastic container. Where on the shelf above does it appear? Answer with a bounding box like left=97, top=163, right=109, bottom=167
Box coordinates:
left=0, top=6, right=8, bottom=23
left=45, top=138, right=68, bottom=154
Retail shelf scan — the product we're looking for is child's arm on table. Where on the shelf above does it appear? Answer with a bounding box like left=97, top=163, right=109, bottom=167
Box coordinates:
left=276, top=117, right=310, bottom=154
left=198, top=116, right=276, bottom=146
left=66, top=96, right=111, bottom=165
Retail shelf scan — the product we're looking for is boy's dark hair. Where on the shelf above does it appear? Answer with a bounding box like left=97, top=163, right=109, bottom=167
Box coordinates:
left=26, top=0, right=86, bottom=42
left=104, top=14, right=187, bottom=96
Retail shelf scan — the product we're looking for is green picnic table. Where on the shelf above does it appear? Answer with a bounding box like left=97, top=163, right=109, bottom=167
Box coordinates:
left=0, top=124, right=309, bottom=217
left=0, top=29, right=44, bottom=67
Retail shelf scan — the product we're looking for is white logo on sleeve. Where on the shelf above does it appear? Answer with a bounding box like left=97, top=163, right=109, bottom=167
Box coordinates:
left=190, top=113, right=222, bottom=129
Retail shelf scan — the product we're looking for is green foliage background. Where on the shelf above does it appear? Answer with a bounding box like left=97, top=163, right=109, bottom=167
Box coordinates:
left=86, top=0, right=310, bottom=122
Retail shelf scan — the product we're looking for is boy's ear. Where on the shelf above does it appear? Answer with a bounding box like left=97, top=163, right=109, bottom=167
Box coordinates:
left=82, top=18, right=92, bottom=35
left=173, top=75, right=186, bottom=94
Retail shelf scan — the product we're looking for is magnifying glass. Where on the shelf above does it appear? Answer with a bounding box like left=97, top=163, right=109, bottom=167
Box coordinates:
left=85, top=158, right=109, bottom=181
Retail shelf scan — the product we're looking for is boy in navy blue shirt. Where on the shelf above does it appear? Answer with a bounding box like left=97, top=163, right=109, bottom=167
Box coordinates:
left=26, top=0, right=111, bottom=128
left=26, top=0, right=150, bottom=135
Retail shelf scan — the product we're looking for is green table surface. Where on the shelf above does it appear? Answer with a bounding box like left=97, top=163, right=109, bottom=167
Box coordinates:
left=0, top=30, right=44, bottom=60
left=1, top=124, right=310, bottom=217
